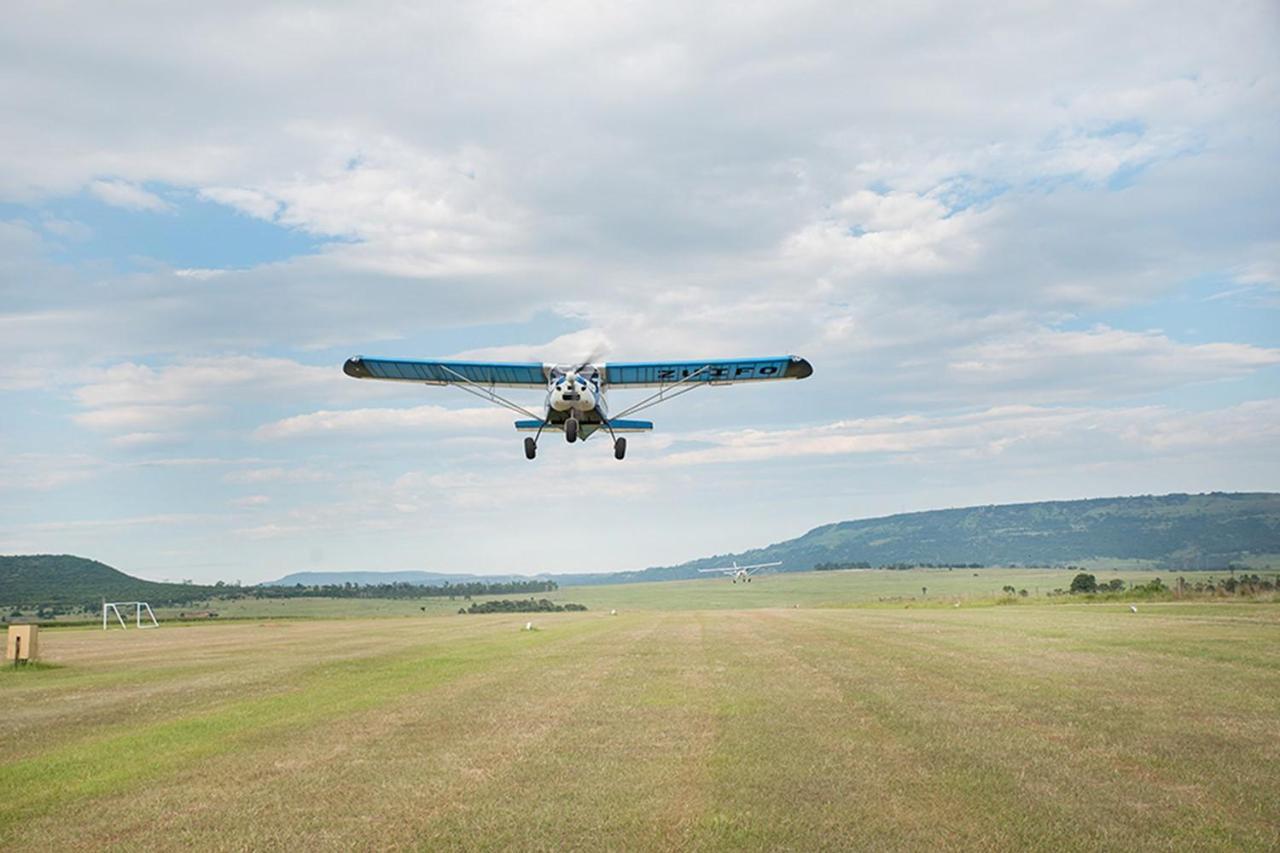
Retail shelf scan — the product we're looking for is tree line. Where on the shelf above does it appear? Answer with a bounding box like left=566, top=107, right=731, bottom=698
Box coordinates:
left=459, top=598, right=588, bottom=614
left=3, top=578, right=561, bottom=621
left=813, top=561, right=986, bottom=571
left=1052, top=572, right=1279, bottom=598
left=242, top=579, right=558, bottom=600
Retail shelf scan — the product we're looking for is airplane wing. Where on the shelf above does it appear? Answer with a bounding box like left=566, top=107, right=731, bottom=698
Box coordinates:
left=601, top=356, right=812, bottom=388
left=344, top=357, right=548, bottom=388
left=697, top=561, right=781, bottom=574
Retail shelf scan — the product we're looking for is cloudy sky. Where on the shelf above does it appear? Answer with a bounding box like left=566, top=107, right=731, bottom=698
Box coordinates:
left=1, top=1, right=1277, bottom=583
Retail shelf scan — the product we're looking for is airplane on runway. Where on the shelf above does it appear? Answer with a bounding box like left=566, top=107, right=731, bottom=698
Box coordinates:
left=343, top=354, right=812, bottom=460
left=698, top=561, right=783, bottom=583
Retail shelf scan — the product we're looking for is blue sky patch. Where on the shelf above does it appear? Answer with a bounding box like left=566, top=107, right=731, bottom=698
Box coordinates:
left=18, top=186, right=328, bottom=270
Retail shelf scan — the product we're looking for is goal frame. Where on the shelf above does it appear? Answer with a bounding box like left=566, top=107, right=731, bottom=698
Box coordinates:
left=102, top=601, right=159, bottom=630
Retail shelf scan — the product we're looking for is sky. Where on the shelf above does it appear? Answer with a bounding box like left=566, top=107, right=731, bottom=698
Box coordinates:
left=1, top=1, right=1277, bottom=584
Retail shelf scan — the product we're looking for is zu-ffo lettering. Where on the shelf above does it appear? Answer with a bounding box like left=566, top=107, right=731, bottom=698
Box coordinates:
left=655, top=364, right=780, bottom=381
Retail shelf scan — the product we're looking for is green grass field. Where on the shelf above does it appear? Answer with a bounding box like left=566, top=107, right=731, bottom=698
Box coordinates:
left=3, top=573, right=1278, bottom=850
left=135, top=566, right=1240, bottom=622
left=549, top=567, right=1180, bottom=611
left=27, top=567, right=1271, bottom=625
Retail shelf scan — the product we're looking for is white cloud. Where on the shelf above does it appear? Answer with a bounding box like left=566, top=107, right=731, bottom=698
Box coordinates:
left=87, top=179, right=173, bottom=212
left=784, top=189, right=987, bottom=275
left=0, top=453, right=105, bottom=492
left=15, top=513, right=216, bottom=534
left=198, top=186, right=280, bottom=220
left=649, top=399, right=1280, bottom=467
left=0, top=1, right=1276, bottom=579
left=255, top=404, right=510, bottom=440
left=389, top=468, right=655, bottom=511
left=451, top=328, right=614, bottom=364
left=173, top=267, right=227, bottom=280
left=937, top=326, right=1280, bottom=401
left=223, top=466, right=332, bottom=484
left=73, top=404, right=213, bottom=431
left=109, top=431, right=183, bottom=448
left=74, top=357, right=335, bottom=408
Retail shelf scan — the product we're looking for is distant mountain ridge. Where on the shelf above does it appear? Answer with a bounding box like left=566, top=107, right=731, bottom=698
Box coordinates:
left=264, top=570, right=530, bottom=587
left=4, top=493, right=1277, bottom=605
left=559, top=492, right=1280, bottom=585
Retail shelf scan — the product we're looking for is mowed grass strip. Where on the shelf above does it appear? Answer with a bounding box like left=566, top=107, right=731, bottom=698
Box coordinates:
left=2, top=613, right=676, bottom=850
left=0, top=618, right=508, bottom=763
left=2, top=605, right=1278, bottom=850
left=0, top=614, right=616, bottom=839
left=733, top=607, right=1280, bottom=850
left=0, top=615, right=576, bottom=771
left=413, top=612, right=723, bottom=849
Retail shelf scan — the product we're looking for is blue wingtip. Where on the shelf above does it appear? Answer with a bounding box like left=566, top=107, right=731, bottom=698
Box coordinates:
left=343, top=357, right=370, bottom=378
left=786, top=357, right=813, bottom=380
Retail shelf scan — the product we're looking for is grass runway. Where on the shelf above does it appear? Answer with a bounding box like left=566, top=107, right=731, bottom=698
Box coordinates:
left=2, top=589, right=1278, bottom=850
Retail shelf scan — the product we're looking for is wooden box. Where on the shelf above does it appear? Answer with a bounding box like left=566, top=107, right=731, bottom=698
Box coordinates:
left=6, top=625, right=38, bottom=662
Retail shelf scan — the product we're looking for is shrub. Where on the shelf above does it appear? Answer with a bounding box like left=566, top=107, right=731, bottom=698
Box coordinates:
left=1070, top=573, right=1098, bottom=594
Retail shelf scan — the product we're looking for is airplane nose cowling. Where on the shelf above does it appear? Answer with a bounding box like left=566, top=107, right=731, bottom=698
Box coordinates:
left=550, top=386, right=595, bottom=413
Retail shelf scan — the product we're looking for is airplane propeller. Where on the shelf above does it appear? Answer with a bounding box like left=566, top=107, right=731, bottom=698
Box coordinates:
left=571, top=345, right=608, bottom=377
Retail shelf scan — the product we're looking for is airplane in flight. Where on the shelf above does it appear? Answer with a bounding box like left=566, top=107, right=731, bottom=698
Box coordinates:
left=698, top=560, right=783, bottom=583
left=343, top=354, right=812, bottom=460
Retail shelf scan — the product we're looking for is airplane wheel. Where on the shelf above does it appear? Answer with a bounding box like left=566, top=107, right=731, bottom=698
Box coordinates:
left=614, top=436, right=626, bottom=460
left=565, top=419, right=578, bottom=443
left=524, top=437, right=537, bottom=459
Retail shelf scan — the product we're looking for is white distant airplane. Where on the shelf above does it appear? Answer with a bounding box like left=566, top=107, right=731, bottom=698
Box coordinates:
left=344, top=354, right=812, bottom=460
left=698, top=560, right=782, bottom=583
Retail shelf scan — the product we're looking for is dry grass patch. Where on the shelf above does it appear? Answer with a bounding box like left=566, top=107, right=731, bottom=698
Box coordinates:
left=1, top=605, right=1277, bottom=850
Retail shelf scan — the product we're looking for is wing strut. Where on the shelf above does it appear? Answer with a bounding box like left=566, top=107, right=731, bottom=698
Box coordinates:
left=608, top=364, right=713, bottom=421
left=438, top=364, right=545, bottom=421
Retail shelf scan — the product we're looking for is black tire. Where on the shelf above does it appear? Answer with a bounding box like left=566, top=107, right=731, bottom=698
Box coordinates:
left=614, top=436, right=627, bottom=460
left=524, top=437, right=537, bottom=459
left=565, top=419, right=578, bottom=443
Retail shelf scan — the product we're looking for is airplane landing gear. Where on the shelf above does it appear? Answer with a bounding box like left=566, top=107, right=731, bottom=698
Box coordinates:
left=614, top=436, right=626, bottom=460
left=524, top=437, right=537, bottom=459
left=565, top=418, right=578, bottom=443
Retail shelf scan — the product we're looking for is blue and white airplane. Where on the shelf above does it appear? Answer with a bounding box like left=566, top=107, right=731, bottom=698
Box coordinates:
left=698, top=560, right=783, bottom=583
left=343, top=354, right=812, bottom=460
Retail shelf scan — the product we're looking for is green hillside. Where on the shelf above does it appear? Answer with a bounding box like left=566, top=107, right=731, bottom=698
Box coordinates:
left=565, top=492, right=1280, bottom=584
left=0, top=555, right=223, bottom=609
left=7, top=493, right=1279, bottom=604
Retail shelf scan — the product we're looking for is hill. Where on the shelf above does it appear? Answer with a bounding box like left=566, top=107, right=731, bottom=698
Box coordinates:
left=0, top=554, right=225, bottom=609
left=561, top=492, right=1280, bottom=584
left=7, top=493, right=1277, bottom=603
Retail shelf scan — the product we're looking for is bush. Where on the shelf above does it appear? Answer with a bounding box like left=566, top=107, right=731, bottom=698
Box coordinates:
left=1069, top=573, right=1097, bottom=594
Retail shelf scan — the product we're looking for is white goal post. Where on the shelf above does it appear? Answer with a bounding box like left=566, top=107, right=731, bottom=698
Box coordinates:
left=102, top=601, right=160, bottom=630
